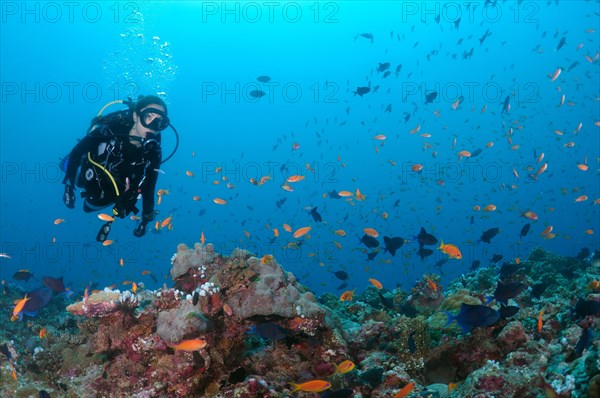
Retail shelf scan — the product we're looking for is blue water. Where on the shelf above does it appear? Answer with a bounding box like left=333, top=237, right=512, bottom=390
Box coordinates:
left=1, top=1, right=599, bottom=297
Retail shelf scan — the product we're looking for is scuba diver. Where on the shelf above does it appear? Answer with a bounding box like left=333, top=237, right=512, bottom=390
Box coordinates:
left=62, top=95, right=178, bottom=241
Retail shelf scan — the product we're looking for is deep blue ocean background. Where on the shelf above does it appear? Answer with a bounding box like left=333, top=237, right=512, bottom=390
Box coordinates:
left=1, top=1, right=599, bottom=297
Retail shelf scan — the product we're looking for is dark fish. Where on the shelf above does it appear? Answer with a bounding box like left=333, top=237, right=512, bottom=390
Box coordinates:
left=256, top=75, right=271, bottom=83
left=378, top=292, right=395, bottom=310
left=13, top=270, right=34, bottom=281
left=490, top=281, right=527, bottom=305
left=519, top=223, right=531, bottom=238
left=367, top=250, right=379, bottom=261
left=354, top=86, right=371, bottom=97
left=574, top=299, right=600, bottom=317
left=359, top=234, right=380, bottom=248
left=417, top=227, right=438, bottom=248
left=39, top=391, right=51, bottom=398
left=407, top=331, right=417, bottom=353
left=0, top=343, right=11, bottom=360
left=417, top=247, right=433, bottom=260
left=399, top=303, right=418, bottom=318
left=425, top=91, right=437, bottom=104
left=383, top=236, right=404, bottom=256
left=530, top=283, right=547, bottom=299
left=382, top=71, right=391, bottom=79
left=567, top=61, right=580, bottom=72
left=499, top=305, right=520, bottom=319
left=444, top=303, right=500, bottom=333
left=377, top=62, right=390, bottom=72
left=576, top=247, right=591, bottom=261
left=571, top=327, right=593, bottom=360
left=470, top=260, right=481, bottom=271
left=501, top=95, right=510, bottom=113
left=321, top=388, right=354, bottom=398
left=310, top=207, right=323, bottom=222
left=480, top=227, right=500, bottom=243
left=434, top=258, right=448, bottom=268
left=22, top=287, right=53, bottom=317
left=334, top=271, right=349, bottom=281
left=454, top=17, right=461, bottom=30
left=255, top=323, right=287, bottom=341
left=328, top=190, right=341, bottom=199
left=403, top=112, right=411, bottom=122
left=470, top=148, right=483, bottom=157
left=249, top=90, right=266, bottom=98
left=275, top=197, right=287, bottom=208
left=499, top=262, right=524, bottom=278
left=556, top=36, right=566, bottom=51
left=479, top=29, right=492, bottom=45
left=490, top=254, right=503, bottom=263
left=384, top=104, right=392, bottom=112
left=434, top=14, right=440, bottom=23
left=337, top=282, right=348, bottom=290
left=192, top=291, right=199, bottom=305
left=395, top=64, right=402, bottom=77
left=42, top=276, right=65, bottom=293
left=355, top=32, right=374, bottom=43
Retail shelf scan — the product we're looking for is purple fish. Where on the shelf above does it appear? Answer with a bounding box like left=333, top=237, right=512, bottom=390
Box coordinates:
left=21, top=287, right=53, bottom=317
left=42, top=276, right=65, bottom=293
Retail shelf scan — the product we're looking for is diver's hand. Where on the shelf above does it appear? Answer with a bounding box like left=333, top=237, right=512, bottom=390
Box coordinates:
left=63, top=185, right=75, bottom=209
left=112, top=197, right=126, bottom=219
left=133, top=220, right=149, bottom=238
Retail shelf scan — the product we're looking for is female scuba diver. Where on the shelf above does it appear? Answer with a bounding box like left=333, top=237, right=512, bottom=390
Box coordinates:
left=62, top=95, right=178, bottom=241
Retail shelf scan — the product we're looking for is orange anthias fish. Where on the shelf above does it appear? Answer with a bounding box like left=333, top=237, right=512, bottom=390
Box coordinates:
left=335, top=360, right=356, bottom=374
left=53, top=218, right=65, bottom=225
left=261, top=254, right=274, bottom=265
left=39, top=327, right=47, bottom=339
left=427, top=278, right=438, bottom=292
left=292, top=226, right=311, bottom=239
left=290, top=380, right=331, bottom=393
left=368, top=278, right=383, bottom=289
left=537, top=309, right=544, bottom=333
left=161, top=215, right=172, bottom=228
left=13, top=294, right=30, bottom=316
left=171, top=338, right=208, bottom=351
left=98, top=213, right=114, bottom=222
left=393, top=382, right=416, bottom=398
left=438, top=241, right=462, bottom=260
left=340, top=289, right=356, bottom=302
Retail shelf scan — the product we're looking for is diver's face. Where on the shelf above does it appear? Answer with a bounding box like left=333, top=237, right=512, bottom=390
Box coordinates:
left=133, top=104, right=166, bottom=138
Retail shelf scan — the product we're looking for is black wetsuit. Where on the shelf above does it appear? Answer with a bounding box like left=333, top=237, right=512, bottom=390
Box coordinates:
left=63, top=113, right=161, bottom=222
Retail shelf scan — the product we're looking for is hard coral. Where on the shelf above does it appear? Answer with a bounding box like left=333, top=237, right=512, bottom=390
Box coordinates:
left=66, top=290, right=122, bottom=318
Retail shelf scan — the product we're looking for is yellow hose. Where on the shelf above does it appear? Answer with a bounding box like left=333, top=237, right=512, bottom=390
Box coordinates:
left=87, top=152, right=120, bottom=197
left=97, top=100, right=124, bottom=117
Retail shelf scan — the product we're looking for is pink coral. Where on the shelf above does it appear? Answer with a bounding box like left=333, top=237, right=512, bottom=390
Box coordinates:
left=497, top=321, right=528, bottom=353
left=476, top=375, right=505, bottom=392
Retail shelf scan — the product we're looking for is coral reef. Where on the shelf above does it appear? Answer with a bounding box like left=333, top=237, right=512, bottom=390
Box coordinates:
left=1, top=245, right=599, bottom=397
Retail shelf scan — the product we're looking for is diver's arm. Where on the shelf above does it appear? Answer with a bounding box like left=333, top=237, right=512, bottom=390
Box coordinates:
left=62, top=134, right=101, bottom=186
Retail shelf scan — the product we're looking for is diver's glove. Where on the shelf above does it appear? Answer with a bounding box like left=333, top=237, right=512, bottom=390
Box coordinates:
left=133, top=221, right=149, bottom=238
left=133, top=211, right=156, bottom=238
left=112, top=197, right=126, bottom=219
left=63, top=184, right=75, bottom=209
